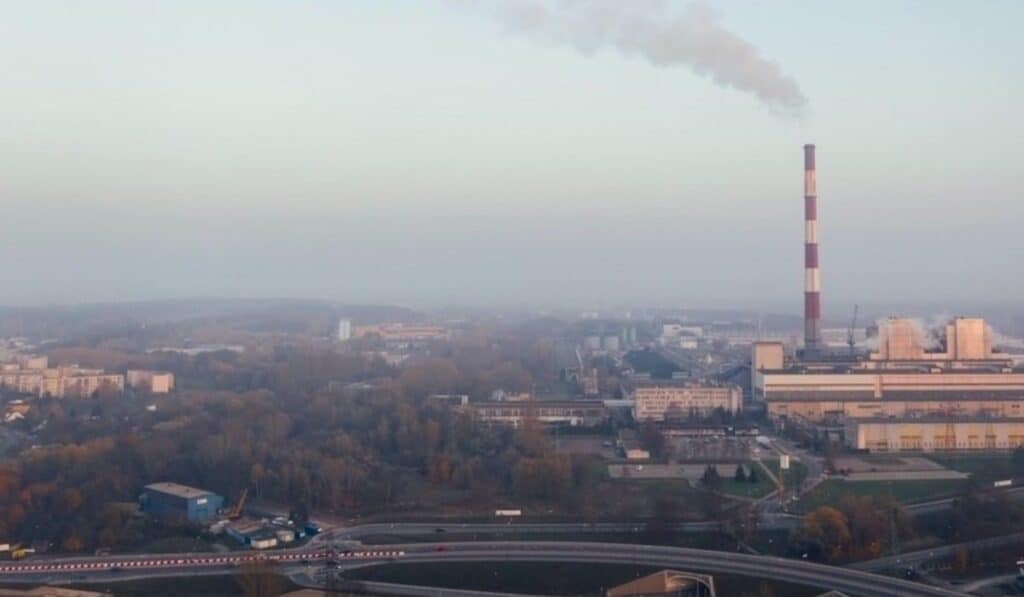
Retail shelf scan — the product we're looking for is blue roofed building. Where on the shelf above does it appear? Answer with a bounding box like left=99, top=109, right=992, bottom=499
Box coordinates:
left=139, top=482, right=224, bottom=522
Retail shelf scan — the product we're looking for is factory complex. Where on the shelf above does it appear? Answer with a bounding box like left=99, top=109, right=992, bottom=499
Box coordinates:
left=753, top=145, right=1024, bottom=453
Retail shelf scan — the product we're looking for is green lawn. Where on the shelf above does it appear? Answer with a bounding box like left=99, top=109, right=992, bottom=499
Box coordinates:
left=795, top=478, right=968, bottom=513
left=925, top=453, right=1017, bottom=484
left=763, top=459, right=809, bottom=491
left=717, top=476, right=776, bottom=499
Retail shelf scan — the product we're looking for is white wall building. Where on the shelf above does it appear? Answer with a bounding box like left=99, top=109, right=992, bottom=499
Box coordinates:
left=337, top=319, right=352, bottom=342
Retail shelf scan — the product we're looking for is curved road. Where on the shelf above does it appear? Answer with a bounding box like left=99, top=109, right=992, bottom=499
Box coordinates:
left=0, top=541, right=967, bottom=596
left=331, top=541, right=968, bottom=597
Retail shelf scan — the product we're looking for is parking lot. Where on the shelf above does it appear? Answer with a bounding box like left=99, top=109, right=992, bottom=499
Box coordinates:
left=667, top=435, right=755, bottom=462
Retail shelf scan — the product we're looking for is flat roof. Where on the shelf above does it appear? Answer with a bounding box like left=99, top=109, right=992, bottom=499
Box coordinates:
left=470, top=401, right=606, bottom=408
left=763, top=364, right=1019, bottom=375
left=632, top=380, right=735, bottom=388
left=851, top=416, right=1024, bottom=424
left=766, top=390, right=1024, bottom=402
left=144, top=482, right=216, bottom=499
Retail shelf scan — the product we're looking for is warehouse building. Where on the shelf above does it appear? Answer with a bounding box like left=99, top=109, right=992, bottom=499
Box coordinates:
left=844, top=418, right=1024, bottom=452
left=139, top=482, right=224, bottom=522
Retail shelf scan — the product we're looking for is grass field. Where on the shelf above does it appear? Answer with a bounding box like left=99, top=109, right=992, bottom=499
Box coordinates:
left=763, top=459, right=809, bottom=491
left=925, top=453, right=1017, bottom=484
left=795, top=478, right=968, bottom=513
left=716, top=474, right=776, bottom=498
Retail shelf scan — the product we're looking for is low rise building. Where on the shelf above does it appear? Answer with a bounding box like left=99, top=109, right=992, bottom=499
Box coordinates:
left=126, top=370, right=175, bottom=394
left=427, top=394, right=469, bottom=407
left=139, top=482, right=223, bottom=523
left=632, top=381, right=742, bottom=422
left=0, top=361, right=125, bottom=398
left=469, top=400, right=608, bottom=428
left=226, top=520, right=279, bottom=550
left=353, top=323, right=448, bottom=344
left=844, top=417, right=1024, bottom=452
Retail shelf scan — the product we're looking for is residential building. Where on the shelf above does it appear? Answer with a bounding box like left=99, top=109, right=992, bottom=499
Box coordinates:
left=353, top=323, right=448, bottom=344
left=336, top=319, right=352, bottom=342
left=126, top=370, right=175, bottom=394
left=632, top=381, right=742, bottom=422
left=0, top=365, right=125, bottom=398
left=469, top=400, right=608, bottom=427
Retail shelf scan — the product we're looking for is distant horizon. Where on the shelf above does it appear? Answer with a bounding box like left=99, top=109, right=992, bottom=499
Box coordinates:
left=2, top=2, right=1021, bottom=307
left=1, top=294, right=1021, bottom=328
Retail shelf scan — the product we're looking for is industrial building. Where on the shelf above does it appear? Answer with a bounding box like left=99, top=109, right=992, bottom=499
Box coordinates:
left=632, top=381, right=742, bottom=422
left=757, top=317, right=1024, bottom=424
left=468, top=400, right=608, bottom=428
left=753, top=145, right=1024, bottom=452
left=844, top=418, right=1024, bottom=452
left=139, top=483, right=224, bottom=523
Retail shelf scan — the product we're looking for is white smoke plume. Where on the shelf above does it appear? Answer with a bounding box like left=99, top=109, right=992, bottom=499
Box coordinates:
left=448, top=0, right=808, bottom=117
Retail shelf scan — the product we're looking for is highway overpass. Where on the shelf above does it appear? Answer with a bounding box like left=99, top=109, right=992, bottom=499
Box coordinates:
left=0, top=541, right=967, bottom=597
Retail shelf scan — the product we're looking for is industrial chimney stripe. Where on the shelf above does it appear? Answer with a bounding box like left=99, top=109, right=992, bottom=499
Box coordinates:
left=803, top=144, right=822, bottom=352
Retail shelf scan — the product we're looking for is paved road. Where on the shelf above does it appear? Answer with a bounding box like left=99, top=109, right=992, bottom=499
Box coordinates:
left=0, top=540, right=965, bottom=596
left=0, top=548, right=402, bottom=580
left=320, top=516, right=802, bottom=542
left=328, top=541, right=968, bottom=597
left=848, top=532, right=1024, bottom=572
left=959, top=573, right=1019, bottom=593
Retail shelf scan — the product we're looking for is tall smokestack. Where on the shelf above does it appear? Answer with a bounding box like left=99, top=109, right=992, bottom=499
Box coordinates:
left=803, top=143, right=822, bottom=353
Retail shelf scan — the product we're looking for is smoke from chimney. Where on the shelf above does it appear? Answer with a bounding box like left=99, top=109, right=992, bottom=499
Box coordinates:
left=447, top=1, right=808, bottom=117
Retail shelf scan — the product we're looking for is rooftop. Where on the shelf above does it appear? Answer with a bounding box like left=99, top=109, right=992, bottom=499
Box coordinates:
left=850, top=416, right=1024, bottom=424
left=470, top=400, right=606, bottom=409
left=633, top=379, right=735, bottom=389
left=144, top=482, right=216, bottom=499
left=766, top=390, right=1024, bottom=402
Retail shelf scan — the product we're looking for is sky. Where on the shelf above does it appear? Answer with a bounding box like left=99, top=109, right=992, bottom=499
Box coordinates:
left=1, top=1, right=1022, bottom=314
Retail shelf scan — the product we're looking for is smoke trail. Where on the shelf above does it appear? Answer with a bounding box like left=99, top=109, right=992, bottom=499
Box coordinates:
left=449, top=0, right=808, bottom=117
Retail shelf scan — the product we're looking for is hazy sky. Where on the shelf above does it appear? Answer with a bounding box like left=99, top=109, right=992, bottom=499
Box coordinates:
left=2, top=1, right=1021, bottom=313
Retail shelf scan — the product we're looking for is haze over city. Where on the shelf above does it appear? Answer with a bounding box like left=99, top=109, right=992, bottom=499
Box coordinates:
left=2, top=1, right=1021, bottom=309
left=7, top=3, right=1024, bottom=597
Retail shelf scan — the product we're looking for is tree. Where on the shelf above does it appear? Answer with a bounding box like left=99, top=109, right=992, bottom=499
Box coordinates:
left=734, top=465, right=747, bottom=483
left=1013, top=446, right=1024, bottom=477
left=235, top=559, right=285, bottom=597
left=61, top=535, right=86, bottom=553
left=838, top=495, right=913, bottom=560
left=727, top=503, right=760, bottom=545
left=638, top=423, right=667, bottom=459
left=800, top=506, right=851, bottom=562
left=747, top=466, right=760, bottom=484
left=701, top=464, right=722, bottom=489
left=951, top=548, right=970, bottom=575
left=644, top=484, right=682, bottom=543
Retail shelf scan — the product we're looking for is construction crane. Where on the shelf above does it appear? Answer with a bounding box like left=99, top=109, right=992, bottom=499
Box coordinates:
left=228, top=488, right=248, bottom=520
left=847, top=304, right=859, bottom=355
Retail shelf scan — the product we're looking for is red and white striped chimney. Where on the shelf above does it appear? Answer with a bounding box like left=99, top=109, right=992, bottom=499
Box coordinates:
left=803, top=144, right=822, bottom=352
